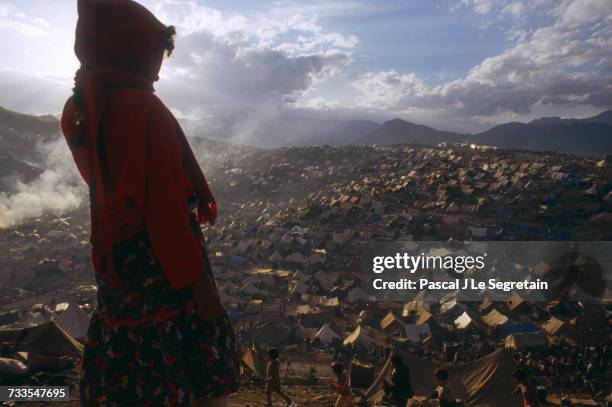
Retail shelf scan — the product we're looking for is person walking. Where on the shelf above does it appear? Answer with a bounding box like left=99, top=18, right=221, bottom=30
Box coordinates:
left=265, top=348, right=293, bottom=407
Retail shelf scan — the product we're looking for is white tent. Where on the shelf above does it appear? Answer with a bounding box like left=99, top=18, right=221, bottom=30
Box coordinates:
left=505, top=332, right=547, bottom=350
left=270, top=251, right=284, bottom=262
left=346, top=287, right=370, bottom=303
left=290, top=281, right=310, bottom=296
left=314, top=323, right=339, bottom=345
left=343, top=325, right=375, bottom=347
left=55, top=300, right=91, bottom=339
left=454, top=311, right=477, bottom=330
left=403, top=324, right=431, bottom=343
left=440, top=297, right=466, bottom=316
left=240, top=279, right=264, bottom=295
left=285, top=252, right=306, bottom=264
left=293, top=271, right=309, bottom=281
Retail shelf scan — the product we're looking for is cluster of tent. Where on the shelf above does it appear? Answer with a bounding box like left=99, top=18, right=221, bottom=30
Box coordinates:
left=0, top=299, right=90, bottom=382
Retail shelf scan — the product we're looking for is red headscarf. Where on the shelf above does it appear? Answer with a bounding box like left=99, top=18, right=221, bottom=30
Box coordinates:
left=61, top=0, right=217, bottom=289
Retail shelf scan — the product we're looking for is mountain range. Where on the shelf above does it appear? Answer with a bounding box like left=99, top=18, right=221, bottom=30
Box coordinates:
left=1, top=106, right=611, bottom=160
left=309, top=110, right=612, bottom=157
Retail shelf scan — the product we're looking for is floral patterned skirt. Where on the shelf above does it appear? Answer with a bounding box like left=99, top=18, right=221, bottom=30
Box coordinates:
left=80, top=218, right=240, bottom=406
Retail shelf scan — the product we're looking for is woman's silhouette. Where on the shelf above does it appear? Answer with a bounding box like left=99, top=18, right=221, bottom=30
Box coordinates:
left=60, top=1, right=239, bottom=405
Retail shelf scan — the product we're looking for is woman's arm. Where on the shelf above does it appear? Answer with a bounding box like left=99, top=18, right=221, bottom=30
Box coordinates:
left=144, top=106, right=205, bottom=290
left=192, top=271, right=225, bottom=324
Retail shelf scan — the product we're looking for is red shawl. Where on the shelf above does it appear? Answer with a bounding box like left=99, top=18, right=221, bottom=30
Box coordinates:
left=61, top=0, right=217, bottom=290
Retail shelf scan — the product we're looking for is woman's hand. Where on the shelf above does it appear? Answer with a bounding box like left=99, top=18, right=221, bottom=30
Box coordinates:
left=200, top=201, right=218, bottom=226
left=192, top=271, right=226, bottom=325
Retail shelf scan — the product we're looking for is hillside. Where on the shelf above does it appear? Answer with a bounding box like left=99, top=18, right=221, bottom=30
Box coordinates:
left=358, top=118, right=466, bottom=145
left=360, top=110, right=612, bottom=156
left=472, top=121, right=612, bottom=156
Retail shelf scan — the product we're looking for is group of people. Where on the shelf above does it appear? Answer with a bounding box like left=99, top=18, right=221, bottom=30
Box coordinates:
left=513, top=339, right=610, bottom=398
left=265, top=345, right=602, bottom=407
left=263, top=348, right=460, bottom=407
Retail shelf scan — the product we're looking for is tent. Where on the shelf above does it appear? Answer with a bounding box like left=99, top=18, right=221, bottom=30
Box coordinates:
left=440, top=298, right=466, bottom=317
left=241, top=345, right=266, bottom=378
left=0, top=321, right=84, bottom=358
left=403, top=324, right=431, bottom=343
left=240, top=279, right=264, bottom=295
left=343, top=325, right=375, bottom=347
left=380, top=311, right=405, bottom=334
left=346, top=287, right=370, bottom=303
left=314, top=323, right=339, bottom=346
left=499, top=322, right=538, bottom=337
left=245, top=299, right=263, bottom=314
left=506, top=292, right=530, bottom=315
left=505, top=332, right=547, bottom=350
left=290, top=281, right=310, bottom=296
left=478, top=298, right=494, bottom=313
left=542, top=317, right=578, bottom=340
left=295, top=304, right=318, bottom=315
left=254, top=323, right=289, bottom=348
left=364, top=349, right=521, bottom=407
left=454, top=311, right=482, bottom=332
left=481, top=309, right=510, bottom=329
left=403, top=302, right=435, bottom=326
left=55, top=300, right=91, bottom=339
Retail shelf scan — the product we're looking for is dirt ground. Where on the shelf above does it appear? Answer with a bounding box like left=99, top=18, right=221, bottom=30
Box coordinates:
left=11, top=349, right=342, bottom=407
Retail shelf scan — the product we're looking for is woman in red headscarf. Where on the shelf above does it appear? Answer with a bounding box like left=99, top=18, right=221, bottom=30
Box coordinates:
left=60, top=1, right=239, bottom=405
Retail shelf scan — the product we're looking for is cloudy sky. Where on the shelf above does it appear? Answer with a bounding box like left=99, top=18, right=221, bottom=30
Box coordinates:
left=0, top=0, right=611, bottom=144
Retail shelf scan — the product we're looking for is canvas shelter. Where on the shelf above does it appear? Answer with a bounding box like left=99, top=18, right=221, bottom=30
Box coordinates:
left=254, top=323, right=289, bottom=348
left=0, top=321, right=83, bottom=358
left=314, top=323, right=339, bottom=346
left=481, top=309, right=510, bottom=329
left=506, top=293, right=530, bottom=315
left=542, top=317, right=578, bottom=340
left=454, top=311, right=482, bottom=332
left=343, top=325, right=375, bottom=347
left=364, top=349, right=521, bottom=407
left=55, top=299, right=91, bottom=339
left=244, top=299, right=263, bottom=314
left=346, top=287, right=370, bottom=303
left=290, top=281, right=310, bottom=296
left=403, top=324, right=431, bottom=343
left=380, top=311, right=405, bottom=334
left=505, top=332, right=547, bottom=350
left=241, top=345, right=266, bottom=378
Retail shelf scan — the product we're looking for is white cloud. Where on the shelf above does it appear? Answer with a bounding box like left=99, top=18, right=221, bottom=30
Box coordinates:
left=458, top=0, right=494, bottom=15
left=0, top=3, right=49, bottom=37
left=560, top=0, right=612, bottom=24
left=502, top=1, right=525, bottom=18
left=147, top=0, right=357, bottom=144
left=353, top=0, right=612, bottom=124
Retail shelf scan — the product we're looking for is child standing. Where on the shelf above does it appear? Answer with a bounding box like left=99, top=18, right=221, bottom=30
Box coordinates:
left=265, top=348, right=293, bottom=407
left=432, top=368, right=456, bottom=407
left=331, top=362, right=352, bottom=407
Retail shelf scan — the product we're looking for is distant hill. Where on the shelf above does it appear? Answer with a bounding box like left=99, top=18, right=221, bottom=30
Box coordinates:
left=473, top=111, right=612, bottom=156
left=0, top=106, right=59, bottom=138
left=0, top=107, right=61, bottom=186
left=1, top=105, right=611, bottom=159
left=358, top=118, right=467, bottom=145
left=529, top=110, right=612, bottom=126
left=307, top=119, right=380, bottom=145
left=358, top=110, right=612, bottom=156
left=0, top=107, right=60, bottom=159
